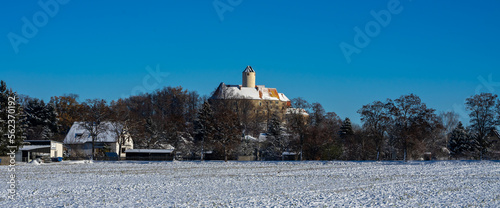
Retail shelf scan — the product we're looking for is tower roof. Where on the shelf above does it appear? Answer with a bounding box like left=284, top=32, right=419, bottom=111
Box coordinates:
left=243, top=65, right=255, bottom=73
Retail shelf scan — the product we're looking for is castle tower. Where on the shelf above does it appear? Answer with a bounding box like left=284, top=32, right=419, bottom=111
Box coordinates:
left=242, top=66, right=256, bottom=88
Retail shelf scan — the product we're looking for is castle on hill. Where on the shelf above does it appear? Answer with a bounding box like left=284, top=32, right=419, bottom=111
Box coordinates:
left=210, top=66, right=291, bottom=117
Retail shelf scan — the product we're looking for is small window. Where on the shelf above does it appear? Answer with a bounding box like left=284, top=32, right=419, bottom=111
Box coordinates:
left=259, top=102, right=262, bottom=106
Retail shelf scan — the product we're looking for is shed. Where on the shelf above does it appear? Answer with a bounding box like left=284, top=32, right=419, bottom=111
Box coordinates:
left=15, top=140, right=63, bottom=162
left=282, top=151, right=299, bottom=161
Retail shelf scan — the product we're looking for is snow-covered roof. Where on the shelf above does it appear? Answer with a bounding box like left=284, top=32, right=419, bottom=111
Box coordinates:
left=286, top=108, right=309, bottom=116
left=63, top=122, right=123, bottom=144
left=211, top=82, right=290, bottom=102
left=258, top=133, right=268, bottom=142
left=243, top=65, right=255, bottom=73
left=25, top=140, right=62, bottom=144
left=243, top=133, right=268, bottom=142
left=279, top=93, right=289, bottom=102
left=19, top=145, right=51, bottom=151
left=244, top=135, right=257, bottom=141
left=160, top=144, right=175, bottom=150
left=126, top=149, right=174, bottom=154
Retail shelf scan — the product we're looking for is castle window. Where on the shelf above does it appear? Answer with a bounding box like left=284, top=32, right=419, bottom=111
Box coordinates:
left=259, top=102, right=262, bottom=106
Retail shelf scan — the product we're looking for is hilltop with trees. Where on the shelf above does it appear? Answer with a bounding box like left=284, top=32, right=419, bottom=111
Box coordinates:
left=2, top=79, right=500, bottom=161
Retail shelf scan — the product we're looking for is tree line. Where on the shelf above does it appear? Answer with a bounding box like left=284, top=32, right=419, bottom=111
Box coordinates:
left=1, top=80, right=500, bottom=160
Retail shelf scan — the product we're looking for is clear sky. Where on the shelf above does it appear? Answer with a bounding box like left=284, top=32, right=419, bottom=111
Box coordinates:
left=1, top=0, right=500, bottom=124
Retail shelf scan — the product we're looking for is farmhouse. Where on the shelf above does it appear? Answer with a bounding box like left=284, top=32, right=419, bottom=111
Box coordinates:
left=63, top=122, right=134, bottom=159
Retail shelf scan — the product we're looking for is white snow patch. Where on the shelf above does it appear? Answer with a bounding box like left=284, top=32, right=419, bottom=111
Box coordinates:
left=1, top=161, right=499, bottom=207
left=28, top=159, right=41, bottom=165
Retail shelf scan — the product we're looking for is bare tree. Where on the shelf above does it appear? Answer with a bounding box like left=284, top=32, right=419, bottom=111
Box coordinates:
left=305, top=103, right=336, bottom=160
left=439, top=111, right=460, bottom=135
left=358, top=100, right=391, bottom=160
left=287, top=97, right=310, bottom=160
left=211, top=102, right=241, bottom=162
left=465, top=93, right=499, bottom=159
left=109, top=99, right=132, bottom=158
left=50, top=94, right=83, bottom=141
left=80, top=99, right=110, bottom=160
left=319, top=112, right=343, bottom=160
left=186, top=91, right=201, bottom=124
left=310, top=102, right=325, bottom=127
left=125, top=95, right=152, bottom=149
left=388, top=94, right=440, bottom=161
left=234, top=99, right=257, bottom=136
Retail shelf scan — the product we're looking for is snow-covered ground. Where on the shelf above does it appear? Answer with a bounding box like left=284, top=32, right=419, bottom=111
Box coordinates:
left=1, top=160, right=500, bottom=207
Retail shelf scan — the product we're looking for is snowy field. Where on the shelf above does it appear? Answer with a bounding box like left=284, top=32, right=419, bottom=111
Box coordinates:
left=1, top=160, right=500, bottom=207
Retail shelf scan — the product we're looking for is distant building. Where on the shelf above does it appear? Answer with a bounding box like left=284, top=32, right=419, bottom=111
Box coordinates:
left=210, top=66, right=292, bottom=118
left=209, top=66, right=308, bottom=161
left=16, top=140, right=63, bottom=162
left=63, top=122, right=134, bottom=158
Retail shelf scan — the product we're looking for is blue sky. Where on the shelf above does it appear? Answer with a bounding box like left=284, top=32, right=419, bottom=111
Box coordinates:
left=2, top=0, right=500, bottom=124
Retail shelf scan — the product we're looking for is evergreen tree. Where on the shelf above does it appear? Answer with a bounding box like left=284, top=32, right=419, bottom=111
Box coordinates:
left=266, top=113, right=286, bottom=159
left=194, top=101, right=214, bottom=160
left=339, top=117, right=354, bottom=136
left=267, top=113, right=282, bottom=141
left=339, top=117, right=355, bottom=160
left=0, top=81, right=26, bottom=155
left=448, top=122, right=472, bottom=159
left=24, top=97, right=58, bottom=140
